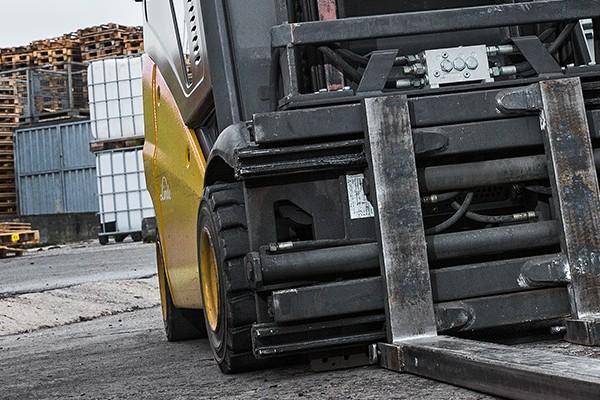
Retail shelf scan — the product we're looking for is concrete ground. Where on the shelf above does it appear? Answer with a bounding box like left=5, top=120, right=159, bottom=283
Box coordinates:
left=0, top=240, right=597, bottom=399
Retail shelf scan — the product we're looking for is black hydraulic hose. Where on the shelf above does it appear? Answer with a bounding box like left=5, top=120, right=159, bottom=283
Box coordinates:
left=451, top=201, right=535, bottom=224
left=335, top=48, right=369, bottom=67
left=425, top=192, right=474, bottom=235
left=503, top=23, right=575, bottom=76
left=422, top=191, right=460, bottom=204
left=269, top=47, right=281, bottom=111
left=515, top=61, right=532, bottom=73
left=435, top=192, right=460, bottom=202
left=318, top=46, right=362, bottom=83
left=538, top=27, right=557, bottom=43
left=547, top=22, right=577, bottom=54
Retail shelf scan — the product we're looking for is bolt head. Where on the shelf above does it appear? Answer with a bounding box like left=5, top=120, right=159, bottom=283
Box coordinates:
left=453, top=58, right=466, bottom=71
left=466, top=56, right=479, bottom=70
left=440, top=60, right=453, bottom=72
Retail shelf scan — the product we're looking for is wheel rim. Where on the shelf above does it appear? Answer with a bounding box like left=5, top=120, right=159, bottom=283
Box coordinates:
left=200, top=227, right=220, bottom=332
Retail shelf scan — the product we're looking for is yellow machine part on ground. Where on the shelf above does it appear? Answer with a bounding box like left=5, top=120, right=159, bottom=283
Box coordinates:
left=142, top=56, right=206, bottom=309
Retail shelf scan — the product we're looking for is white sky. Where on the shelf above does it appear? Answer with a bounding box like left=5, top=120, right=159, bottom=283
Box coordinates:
left=0, top=0, right=143, bottom=48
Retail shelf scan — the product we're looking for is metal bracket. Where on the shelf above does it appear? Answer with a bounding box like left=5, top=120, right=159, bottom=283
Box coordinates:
left=498, top=78, right=600, bottom=345
left=519, top=254, right=570, bottom=287
left=565, top=318, right=600, bottom=345
left=362, top=95, right=437, bottom=343
left=510, top=36, right=562, bottom=75
left=356, top=50, right=398, bottom=94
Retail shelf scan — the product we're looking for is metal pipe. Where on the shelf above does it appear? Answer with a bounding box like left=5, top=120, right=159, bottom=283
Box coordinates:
left=260, top=242, right=379, bottom=283
left=419, top=150, right=600, bottom=194
left=259, top=221, right=560, bottom=283
left=418, top=154, right=549, bottom=193
left=426, top=220, right=559, bottom=262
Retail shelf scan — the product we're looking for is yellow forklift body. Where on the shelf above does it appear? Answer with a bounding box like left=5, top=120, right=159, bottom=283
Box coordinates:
left=142, top=56, right=206, bottom=309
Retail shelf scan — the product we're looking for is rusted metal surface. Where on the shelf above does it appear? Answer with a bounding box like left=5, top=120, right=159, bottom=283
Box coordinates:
left=537, top=78, right=600, bottom=319
left=316, top=0, right=344, bottom=91
left=362, top=95, right=436, bottom=342
left=497, top=77, right=600, bottom=344
left=380, top=336, right=600, bottom=400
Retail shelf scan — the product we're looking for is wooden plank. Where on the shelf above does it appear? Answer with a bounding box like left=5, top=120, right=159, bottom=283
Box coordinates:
left=0, top=222, right=31, bottom=232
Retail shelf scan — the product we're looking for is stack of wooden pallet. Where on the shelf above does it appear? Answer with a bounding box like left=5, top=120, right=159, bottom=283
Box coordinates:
left=0, top=46, right=32, bottom=72
left=0, top=222, right=39, bottom=257
left=124, top=29, right=144, bottom=56
left=0, top=23, right=143, bottom=73
left=0, top=79, right=19, bottom=217
left=31, top=35, right=82, bottom=70
left=78, top=23, right=143, bottom=62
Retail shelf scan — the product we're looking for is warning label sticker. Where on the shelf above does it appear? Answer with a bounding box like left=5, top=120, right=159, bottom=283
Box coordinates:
left=346, top=174, right=375, bottom=220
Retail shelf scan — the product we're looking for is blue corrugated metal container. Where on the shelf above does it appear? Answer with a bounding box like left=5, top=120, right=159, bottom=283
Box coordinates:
left=14, top=121, right=99, bottom=215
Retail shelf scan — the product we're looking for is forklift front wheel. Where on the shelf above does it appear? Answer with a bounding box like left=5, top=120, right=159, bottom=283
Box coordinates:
left=198, top=182, right=261, bottom=373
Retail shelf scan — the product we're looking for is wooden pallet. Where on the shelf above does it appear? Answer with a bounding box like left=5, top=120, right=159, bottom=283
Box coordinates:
left=124, top=40, right=144, bottom=55
left=0, top=115, right=18, bottom=124
left=0, top=245, right=25, bottom=258
left=0, top=129, right=15, bottom=137
left=77, top=23, right=129, bottom=36
left=31, top=37, right=79, bottom=51
left=1, top=24, right=143, bottom=65
left=0, top=222, right=31, bottom=232
left=90, top=136, right=145, bottom=152
left=0, top=230, right=38, bottom=246
left=82, top=48, right=123, bottom=61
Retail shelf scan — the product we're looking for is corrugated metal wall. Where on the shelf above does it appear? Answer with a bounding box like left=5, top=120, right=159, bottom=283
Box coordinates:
left=14, top=121, right=98, bottom=215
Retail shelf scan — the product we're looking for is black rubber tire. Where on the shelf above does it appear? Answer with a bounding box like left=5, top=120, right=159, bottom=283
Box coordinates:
left=115, top=234, right=127, bottom=243
left=157, top=235, right=207, bottom=341
left=198, top=182, right=261, bottom=373
left=131, top=232, right=143, bottom=242
left=98, top=235, right=109, bottom=245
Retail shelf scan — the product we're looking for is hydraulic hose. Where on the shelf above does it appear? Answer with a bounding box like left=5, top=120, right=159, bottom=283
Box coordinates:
left=502, top=22, right=576, bottom=76
left=425, top=192, right=474, bottom=235
left=547, top=22, right=577, bottom=54
left=318, top=46, right=362, bottom=83
left=335, top=48, right=369, bottom=67
left=451, top=201, right=537, bottom=224
left=422, top=192, right=460, bottom=204
left=538, top=27, right=557, bottom=43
